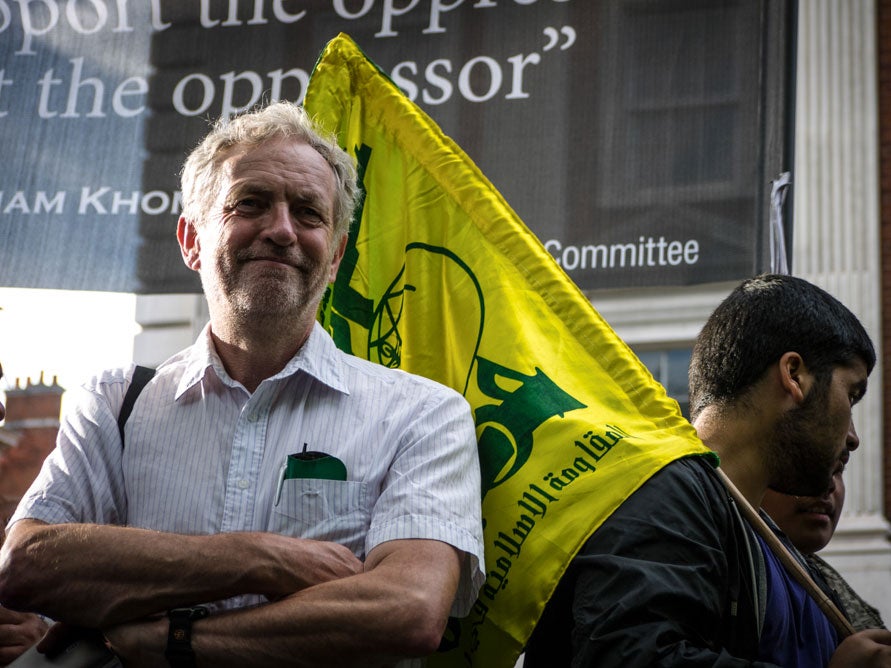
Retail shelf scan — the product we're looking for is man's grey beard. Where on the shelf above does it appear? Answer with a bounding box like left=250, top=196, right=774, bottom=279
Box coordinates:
left=223, top=265, right=329, bottom=328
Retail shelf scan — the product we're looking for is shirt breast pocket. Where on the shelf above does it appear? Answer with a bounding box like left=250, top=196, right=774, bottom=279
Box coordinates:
left=271, top=478, right=370, bottom=554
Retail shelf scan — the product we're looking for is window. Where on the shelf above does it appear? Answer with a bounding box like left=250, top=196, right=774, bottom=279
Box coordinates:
left=635, top=347, right=692, bottom=419
left=597, top=1, right=759, bottom=205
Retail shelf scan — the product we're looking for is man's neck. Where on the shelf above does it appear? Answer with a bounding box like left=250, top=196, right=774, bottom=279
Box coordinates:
left=693, top=407, right=771, bottom=508
left=209, top=318, right=314, bottom=393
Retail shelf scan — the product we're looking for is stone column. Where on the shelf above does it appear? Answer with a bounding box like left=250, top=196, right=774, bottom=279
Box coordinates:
left=793, top=0, right=891, bottom=623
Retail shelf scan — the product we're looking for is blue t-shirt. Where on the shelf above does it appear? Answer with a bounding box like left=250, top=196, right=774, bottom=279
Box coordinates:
left=756, top=533, right=839, bottom=667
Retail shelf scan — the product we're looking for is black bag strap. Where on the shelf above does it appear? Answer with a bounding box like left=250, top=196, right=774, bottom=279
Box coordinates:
left=117, top=365, right=156, bottom=448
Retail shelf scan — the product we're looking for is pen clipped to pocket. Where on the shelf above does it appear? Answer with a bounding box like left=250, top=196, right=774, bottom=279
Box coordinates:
left=275, top=443, right=347, bottom=505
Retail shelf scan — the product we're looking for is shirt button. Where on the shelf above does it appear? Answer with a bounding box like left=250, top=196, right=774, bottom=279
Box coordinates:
left=237, top=479, right=250, bottom=489
left=247, top=413, right=259, bottom=423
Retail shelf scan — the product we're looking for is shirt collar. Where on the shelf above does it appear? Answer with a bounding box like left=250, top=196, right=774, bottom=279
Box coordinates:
left=280, top=321, right=350, bottom=394
left=175, top=321, right=350, bottom=399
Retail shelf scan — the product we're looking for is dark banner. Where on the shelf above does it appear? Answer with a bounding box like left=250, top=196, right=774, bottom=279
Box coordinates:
left=0, top=0, right=794, bottom=294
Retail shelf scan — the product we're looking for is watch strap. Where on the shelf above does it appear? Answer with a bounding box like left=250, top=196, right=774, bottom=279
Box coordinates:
left=165, top=606, right=209, bottom=667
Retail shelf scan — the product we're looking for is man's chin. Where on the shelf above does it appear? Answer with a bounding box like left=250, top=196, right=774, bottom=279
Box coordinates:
left=234, top=283, right=325, bottom=319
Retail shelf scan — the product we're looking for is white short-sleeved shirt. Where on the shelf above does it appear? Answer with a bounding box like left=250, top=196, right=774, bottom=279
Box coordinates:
left=12, top=322, right=485, bottom=617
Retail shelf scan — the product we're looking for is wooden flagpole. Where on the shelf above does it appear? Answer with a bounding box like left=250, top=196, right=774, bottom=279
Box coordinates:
left=715, top=467, right=855, bottom=638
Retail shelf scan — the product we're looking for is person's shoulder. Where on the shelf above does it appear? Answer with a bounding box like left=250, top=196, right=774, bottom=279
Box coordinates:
left=58, top=364, right=145, bottom=420
left=311, top=324, right=469, bottom=408
left=574, top=455, right=734, bottom=568
left=75, top=349, right=191, bottom=402
left=607, top=456, right=728, bottom=525
left=647, top=455, right=722, bottom=491
left=77, top=363, right=139, bottom=394
left=337, top=350, right=466, bottom=400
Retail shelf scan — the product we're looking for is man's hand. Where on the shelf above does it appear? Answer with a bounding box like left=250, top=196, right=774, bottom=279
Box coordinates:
left=0, top=607, right=47, bottom=665
left=35, top=623, right=117, bottom=666
left=103, top=615, right=166, bottom=668
left=252, top=533, right=363, bottom=600
left=830, top=629, right=891, bottom=667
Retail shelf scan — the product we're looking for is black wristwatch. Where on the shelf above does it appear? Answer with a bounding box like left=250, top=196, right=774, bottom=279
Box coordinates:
left=165, top=606, right=209, bottom=667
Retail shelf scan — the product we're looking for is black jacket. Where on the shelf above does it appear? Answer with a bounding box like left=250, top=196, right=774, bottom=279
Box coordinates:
left=524, top=456, right=775, bottom=667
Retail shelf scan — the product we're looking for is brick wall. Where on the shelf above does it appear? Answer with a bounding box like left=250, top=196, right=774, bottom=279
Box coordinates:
left=0, top=376, right=63, bottom=525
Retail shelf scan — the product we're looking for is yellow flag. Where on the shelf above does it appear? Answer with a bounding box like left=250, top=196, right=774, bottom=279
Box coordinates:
left=305, top=33, right=716, bottom=668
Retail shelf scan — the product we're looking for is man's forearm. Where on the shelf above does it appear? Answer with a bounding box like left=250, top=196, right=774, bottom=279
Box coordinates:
left=106, top=590, right=403, bottom=668
left=196, top=540, right=460, bottom=666
left=0, top=520, right=362, bottom=627
left=105, top=539, right=462, bottom=668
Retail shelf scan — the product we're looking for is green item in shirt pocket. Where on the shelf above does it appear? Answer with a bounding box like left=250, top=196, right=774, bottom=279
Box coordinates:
left=285, top=446, right=347, bottom=481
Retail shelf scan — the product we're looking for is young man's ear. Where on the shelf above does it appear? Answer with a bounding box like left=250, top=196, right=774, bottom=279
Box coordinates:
left=177, top=216, right=201, bottom=271
left=778, top=351, right=813, bottom=405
